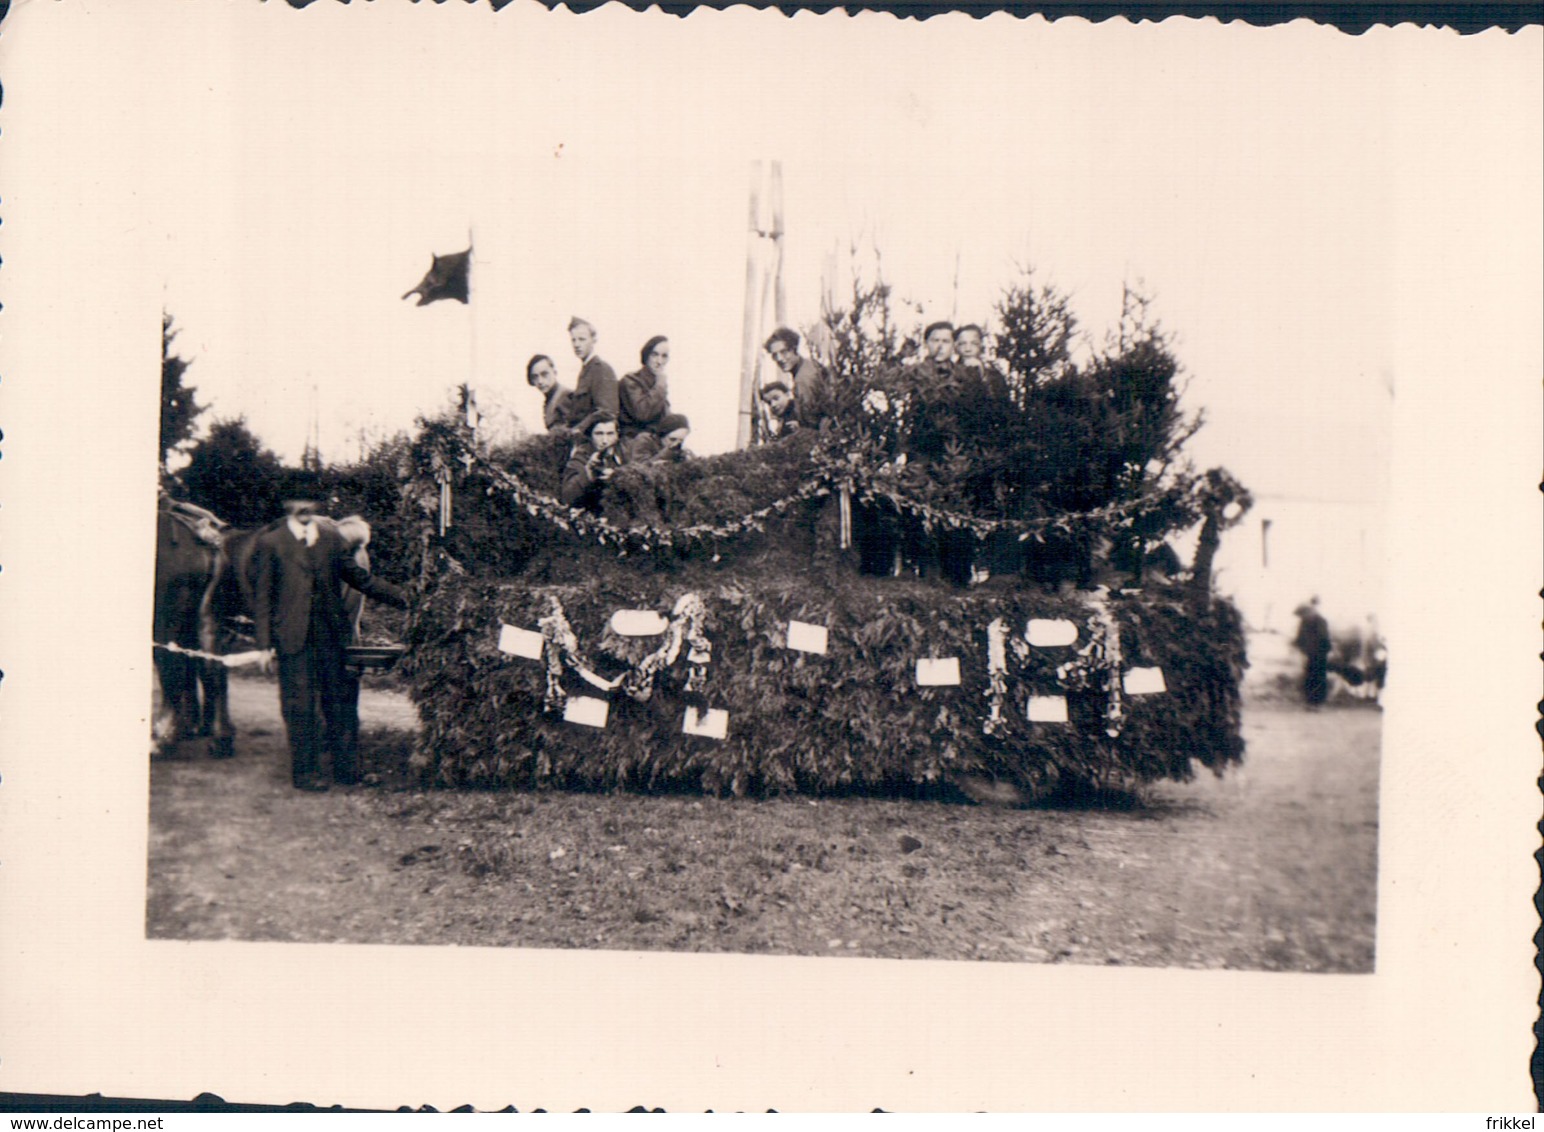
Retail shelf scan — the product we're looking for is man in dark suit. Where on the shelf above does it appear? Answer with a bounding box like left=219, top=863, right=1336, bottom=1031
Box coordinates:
left=253, top=496, right=408, bottom=791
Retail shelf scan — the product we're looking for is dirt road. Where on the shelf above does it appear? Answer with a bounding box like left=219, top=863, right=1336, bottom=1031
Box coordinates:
left=148, top=661, right=1378, bottom=971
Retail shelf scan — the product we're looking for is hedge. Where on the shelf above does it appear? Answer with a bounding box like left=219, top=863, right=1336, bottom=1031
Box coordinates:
left=392, top=419, right=1247, bottom=800
left=400, top=556, right=1244, bottom=798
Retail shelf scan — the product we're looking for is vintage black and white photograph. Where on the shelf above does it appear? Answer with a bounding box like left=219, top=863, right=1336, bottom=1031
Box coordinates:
left=142, top=6, right=1397, bottom=973
left=2, top=0, right=1538, bottom=1112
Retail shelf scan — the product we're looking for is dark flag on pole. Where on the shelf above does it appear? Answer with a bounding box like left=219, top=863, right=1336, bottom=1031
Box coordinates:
left=402, top=248, right=471, bottom=306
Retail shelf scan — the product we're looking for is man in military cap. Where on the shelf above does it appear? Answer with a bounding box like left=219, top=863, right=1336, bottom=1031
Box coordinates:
left=566, top=316, right=620, bottom=430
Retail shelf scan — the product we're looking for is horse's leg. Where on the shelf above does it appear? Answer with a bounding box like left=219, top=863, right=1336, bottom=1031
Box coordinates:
left=154, top=604, right=201, bottom=744
left=151, top=649, right=184, bottom=749
left=198, top=573, right=237, bottom=760
left=201, top=658, right=232, bottom=757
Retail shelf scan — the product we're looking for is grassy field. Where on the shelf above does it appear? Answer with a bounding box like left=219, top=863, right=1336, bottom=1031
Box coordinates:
left=147, top=634, right=1379, bottom=972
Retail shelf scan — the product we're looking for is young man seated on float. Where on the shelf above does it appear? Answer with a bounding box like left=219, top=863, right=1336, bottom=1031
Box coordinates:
left=525, top=353, right=576, bottom=432
left=560, top=412, right=628, bottom=512
left=758, top=380, right=800, bottom=438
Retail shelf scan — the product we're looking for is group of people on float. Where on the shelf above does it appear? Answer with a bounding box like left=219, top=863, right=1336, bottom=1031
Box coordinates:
left=523, top=318, right=692, bottom=511
left=526, top=314, right=999, bottom=514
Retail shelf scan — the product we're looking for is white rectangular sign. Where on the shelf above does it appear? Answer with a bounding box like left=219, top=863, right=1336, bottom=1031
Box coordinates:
left=1123, top=666, right=1167, bottom=694
left=497, top=623, right=545, bottom=660
left=562, top=696, right=610, bottom=729
left=1026, top=695, right=1070, bottom=723
left=610, top=609, right=669, bottom=637
left=915, top=657, right=961, bottom=686
left=786, top=620, right=829, bottom=655
left=1026, top=618, right=1079, bottom=647
left=682, top=707, right=730, bottom=740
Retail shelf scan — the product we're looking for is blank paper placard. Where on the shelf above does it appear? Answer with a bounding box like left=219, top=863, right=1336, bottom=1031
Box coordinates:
left=682, top=707, right=730, bottom=739
left=1123, top=666, right=1167, bottom=694
left=1026, top=618, right=1079, bottom=647
left=610, top=609, right=669, bottom=637
left=562, top=696, right=610, bottom=729
left=786, top=620, right=829, bottom=655
left=1026, top=695, right=1070, bottom=723
left=497, top=623, right=545, bottom=660
left=915, top=657, right=961, bottom=686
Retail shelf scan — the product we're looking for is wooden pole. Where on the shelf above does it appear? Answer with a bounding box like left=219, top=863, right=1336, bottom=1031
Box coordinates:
left=735, top=162, right=765, bottom=450
left=742, top=161, right=788, bottom=446
left=771, top=161, right=787, bottom=326
left=811, top=240, right=840, bottom=364
left=950, top=248, right=961, bottom=325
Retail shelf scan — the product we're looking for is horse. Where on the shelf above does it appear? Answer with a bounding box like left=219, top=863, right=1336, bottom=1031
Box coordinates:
left=152, top=497, right=226, bottom=749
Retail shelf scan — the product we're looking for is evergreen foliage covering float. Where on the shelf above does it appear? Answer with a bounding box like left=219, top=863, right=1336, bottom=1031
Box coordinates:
left=397, top=273, right=1253, bottom=801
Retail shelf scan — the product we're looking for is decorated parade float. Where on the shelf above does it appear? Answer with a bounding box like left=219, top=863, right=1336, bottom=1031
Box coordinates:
left=392, top=277, right=1255, bottom=803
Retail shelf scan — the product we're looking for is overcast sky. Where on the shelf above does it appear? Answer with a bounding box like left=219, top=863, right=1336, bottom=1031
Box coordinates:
left=26, top=2, right=1528, bottom=618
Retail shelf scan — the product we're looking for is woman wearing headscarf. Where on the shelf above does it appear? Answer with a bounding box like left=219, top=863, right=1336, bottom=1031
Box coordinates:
left=618, top=335, right=691, bottom=461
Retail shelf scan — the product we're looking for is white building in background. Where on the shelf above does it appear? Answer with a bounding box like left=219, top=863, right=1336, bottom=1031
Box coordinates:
left=1209, top=495, right=1387, bottom=635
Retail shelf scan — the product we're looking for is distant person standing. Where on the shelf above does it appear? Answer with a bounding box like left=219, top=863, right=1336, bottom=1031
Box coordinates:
left=566, top=317, right=620, bottom=429
left=1292, top=596, right=1332, bottom=709
left=763, top=327, right=834, bottom=431
left=1362, top=614, right=1388, bottom=707
left=525, top=354, right=575, bottom=432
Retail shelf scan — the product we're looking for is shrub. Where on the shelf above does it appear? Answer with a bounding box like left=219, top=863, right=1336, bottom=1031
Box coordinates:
left=402, top=562, right=1245, bottom=798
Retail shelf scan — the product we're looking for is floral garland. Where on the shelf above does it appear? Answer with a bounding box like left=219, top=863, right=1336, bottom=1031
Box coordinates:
left=529, top=586, right=1143, bottom=740
left=536, top=596, right=619, bottom=712
left=1054, top=588, right=1126, bottom=738
left=417, top=428, right=1196, bottom=559
left=534, top=593, right=711, bottom=713
left=812, top=443, right=1191, bottom=541
left=983, top=617, right=1010, bottom=737
left=471, top=442, right=832, bottom=552
left=621, top=593, right=712, bottom=702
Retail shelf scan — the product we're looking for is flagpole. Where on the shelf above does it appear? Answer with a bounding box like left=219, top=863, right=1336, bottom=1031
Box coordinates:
left=735, top=161, right=764, bottom=451
left=771, top=161, right=786, bottom=327
left=465, top=226, right=479, bottom=441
